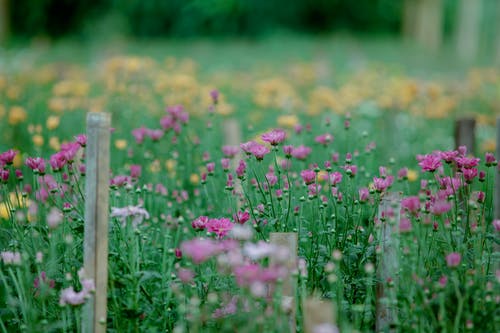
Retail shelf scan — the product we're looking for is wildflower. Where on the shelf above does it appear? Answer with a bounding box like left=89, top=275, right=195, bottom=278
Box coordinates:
left=177, top=268, right=195, bottom=283
left=492, top=219, right=500, bottom=232
left=0, top=149, right=17, bottom=165
left=373, top=176, right=393, bottom=192
left=353, top=189, right=367, bottom=204
left=110, top=205, right=150, bottom=228
left=206, top=218, right=234, bottom=238
left=399, top=218, right=412, bottom=233
left=485, top=152, right=496, bottom=166
left=445, top=252, right=461, bottom=268
left=243, top=241, right=276, bottom=260
left=180, top=238, right=221, bottom=264
left=49, top=152, right=66, bottom=172
left=344, top=164, right=357, bottom=177
left=47, top=207, right=63, bottom=229
left=261, top=129, right=287, bottom=146
left=25, top=157, right=46, bottom=174
left=192, top=216, right=209, bottom=230
left=130, top=165, right=141, bottom=179
left=401, top=196, right=420, bottom=214
left=439, top=150, right=458, bottom=163
left=329, top=172, right=342, bottom=186
left=462, top=168, right=478, bottom=183
left=234, top=211, right=250, bottom=224
left=0, top=169, right=9, bottom=183
left=210, top=89, right=219, bottom=104
left=222, top=145, right=239, bottom=158
left=74, top=134, right=87, bottom=147
left=146, top=129, right=164, bottom=141
left=291, top=145, right=312, bottom=160
left=212, top=296, right=238, bottom=318
left=430, top=199, right=451, bottom=215
left=301, top=169, right=316, bottom=185
left=206, top=162, right=215, bottom=175
left=1, top=251, right=21, bottom=265
left=240, top=141, right=259, bottom=155
left=418, top=154, right=442, bottom=172
left=456, top=156, right=480, bottom=169
left=315, top=133, right=334, bottom=146
left=132, top=127, right=148, bottom=144
left=249, top=144, right=270, bottom=161
left=221, top=158, right=230, bottom=171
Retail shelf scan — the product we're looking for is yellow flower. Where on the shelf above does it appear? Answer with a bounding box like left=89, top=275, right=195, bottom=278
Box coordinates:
left=407, top=169, right=418, bottom=182
left=481, top=139, right=495, bottom=153
left=13, top=153, right=22, bottom=168
left=32, top=135, right=44, bottom=147
left=165, top=159, right=177, bottom=172
left=190, top=173, right=200, bottom=185
left=8, top=106, right=27, bottom=125
left=46, top=115, right=60, bottom=130
left=316, top=170, right=329, bottom=183
left=49, top=136, right=61, bottom=151
left=277, top=114, right=299, bottom=128
left=115, top=139, right=127, bottom=150
left=149, top=160, right=161, bottom=173
left=6, top=86, right=21, bottom=100
left=0, top=203, right=10, bottom=220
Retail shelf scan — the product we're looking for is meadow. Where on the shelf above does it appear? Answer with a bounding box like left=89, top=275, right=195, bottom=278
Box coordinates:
left=0, top=35, right=499, bottom=332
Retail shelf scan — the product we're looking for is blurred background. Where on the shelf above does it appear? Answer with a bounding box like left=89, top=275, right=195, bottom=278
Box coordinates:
left=0, top=0, right=499, bottom=63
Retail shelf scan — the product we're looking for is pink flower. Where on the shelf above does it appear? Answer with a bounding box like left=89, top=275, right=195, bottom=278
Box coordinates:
left=206, top=162, right=215, bottom=174
left=234, top=211, right=250, bottom=224
left=249, top=144, right=270, bottom=161
left=25, top=157, right=46, bottom=174
left=110, top=205, right=150, bottom=228
left=265, top=172, right=278, bottom=186
left=236, top=159, right=247, bottom=178
left=315, top=133, right=334, bottom=146
left=146, top=129, right=164, bottom=141
left=462, top=168, right=477, bottom=183
left=329, top=172, right=342, bottom=186
left=418, top=154, right=442, bottom=172
left=399, top=218, right=412, bottom=233
left=485, top=152, right=496, bottom=166
left=261, top=129, right=287, bottom=146
left=222, top=145, right=239, bottom=158
left=0, top=169, right=9, bottom=183
left=0, top=149, right=17, bottom=165
left=74, top=134, right=87, bottom=147
left=401, top=196, right=420, bottom=214
left=59, top=287, right=87, bottom=306
left=398, top=167, right=408, bottom=179
left=439, top=150, right=458, bottom=163
left=492, top=219, right=500, bottom=232
left=373, top=176, right=393, bottom=192
left=49, top=152, right=66, bottom=171
left=177, top=268, right=195, bottom=283
left=291, top=145, right=312, bottom=160
left=456, top=156, right=480, bottom=169
left=359, top=188, right=369, bottom=202
left=47, top=207, right=63, bottom=229
left=191, top=216, right=209, bottom=230
left=206, top=218, right=234, bottom=238
left=430, top=199, right=451, bottom=215
left=210, top=89, right=219, bottom=104
left=344, top=164, right=357, bottom=177
left=130, top=165, right=142, bottom=178
left=445, top=252, right=461, bottom=267
left=180, top=238, right=221, bottom=264
left=240, top=141, right=258, bottom=154
left=221, top=158, right=230, bottom=171
left=1, top=251, right=21, bottom=265
left=300, top=169, right=316, bottom=185
left=283, top=145, right=294, bottom=157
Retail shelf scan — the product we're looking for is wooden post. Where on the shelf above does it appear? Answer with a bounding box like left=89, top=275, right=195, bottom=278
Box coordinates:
left=270, top=232, right=298, bottom=333
left=402, top=0, right=418, bottom=40
left=223, top=119, right=243, bottom=207
left=303, top=298, right=336, bottom=333
left=83, top=113, right=111, bottom=333
left=495, top=117, right=500, bottom=220
left=454, top=118, right=476, bottom=155
left=376, top=192, right=401, bottom=332
left=455, top=0, right=483, bottom=62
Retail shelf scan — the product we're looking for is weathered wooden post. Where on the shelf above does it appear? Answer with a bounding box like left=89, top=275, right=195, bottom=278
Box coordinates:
left=83, top=112, right=111, bottom=333
left=455, top=0, right=483, bottom=62
left=303, top=297, right=337, bottom=333
left=376, top=192, right=401, bottom=332
left=454, top=118, right=476, bottom=155
left=270, top=232, right=298, bottom=333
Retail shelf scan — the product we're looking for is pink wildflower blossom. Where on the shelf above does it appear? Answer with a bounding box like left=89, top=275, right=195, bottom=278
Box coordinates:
left=418, top=154, right=442, bottom=172
left=0, top=149, right=17, bottom=165
left=315, top=133, right=334, bottom=146
left=180, top=238, right=221, bottom=264
left=291, top=145, right=312, bottom=160
left=191, top=216, right=209, bottom=230
left=300, top=169, right=316, bottom=185
left=445, top=252, right=461, bottom=267
left=110, top=205, right=150, bottom=228
left=206, top=218, right=234, bottom=238
left=222, top=145, right=239, bottom=158
left=261, top=129, right=287, bottom=146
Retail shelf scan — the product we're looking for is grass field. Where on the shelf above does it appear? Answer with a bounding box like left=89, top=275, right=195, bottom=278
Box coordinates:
left=0, top=34, right=499, bottom=332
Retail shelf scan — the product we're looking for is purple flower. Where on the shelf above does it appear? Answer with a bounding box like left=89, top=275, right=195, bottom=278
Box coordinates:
left=130, top=165, right=142, bottom=179
left=210, top=89, right=219, bottom=104
left=401, top=196, right=420, bottom=214
left=222, top=145, right=239, bottom=158
left=492, top=219, right=500, bottom=232
left=74, top=134, right=87, bottom=147
left=206, top=217, right=234, bottom=238
left=445, top=252, right=461, bottom=267
left=249, top=144, right=270, bottom=161
left=418, top=154, right=442, bottom=172
left=485, top=152, right=496, bottom=166
left=236, top=160, right=247, bottom=178
left=329, top=172, right=342, bottom=186
left=315, top=133, right=334, bottom=146
left=456, top=156, right=480, bottom=169
left=373, top=176, right=393, bottom=192
left=25, top=157, right=46, bottom=174
left=261, top=129, right=287, bottom=146
left=132, top=127, right=148, bottom=144
left=359, top=187, right=369, bottom=202
left=180, top=238, right=221, bottom=264
left=300, top=169, right=316, bottom=185
left=0, top=149, right=17, bottom=165
left=462, top=168, right=478, bottom=183
left=192, top=216, right=209, bottom=230
left=291, top=145, right=312, bottom=160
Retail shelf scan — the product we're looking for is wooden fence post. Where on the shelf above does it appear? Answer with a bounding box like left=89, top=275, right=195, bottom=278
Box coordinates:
left=454, top=118, right=476, bottom=155
left=376, top=192, right=401, bottom=332
left=495, top=117, right=500, bottom=220
left=303, top=298, right=337, bottom=333
left=83, top=113, right=111, bottom=333
left=270, top=232, right=298, bottom=333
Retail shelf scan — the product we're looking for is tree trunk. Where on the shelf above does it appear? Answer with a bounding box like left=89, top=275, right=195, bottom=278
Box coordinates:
left=0, top=0, right=9, bottom=44
left=456, top=0, right=483, bottom=62
left=402, top=0, right=418, bottom=40
left=414, top=0, right=444, bottom=50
